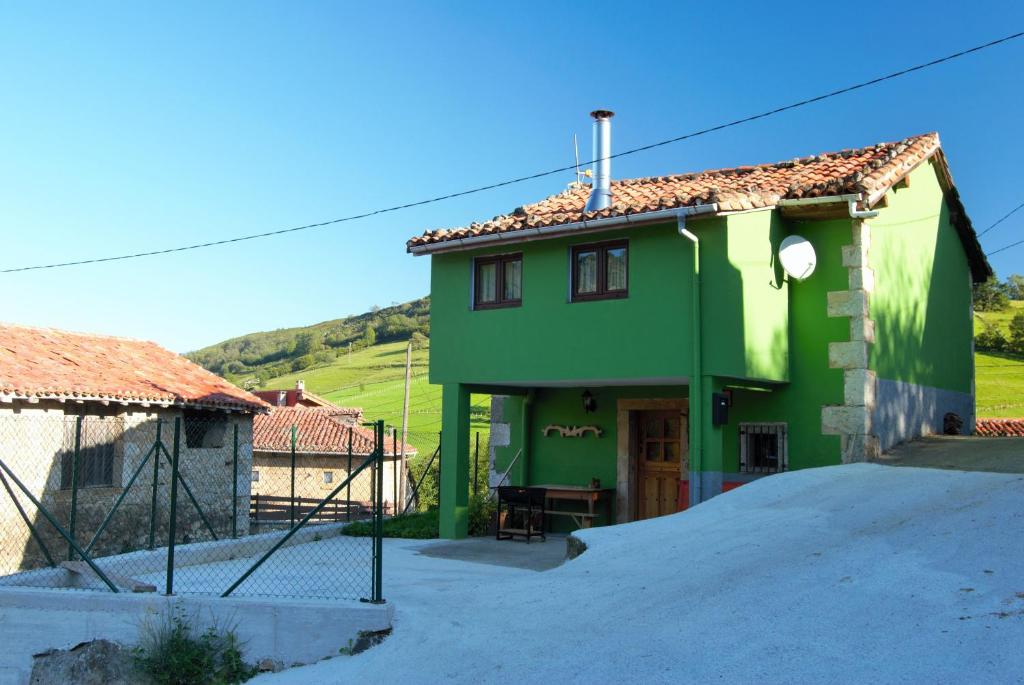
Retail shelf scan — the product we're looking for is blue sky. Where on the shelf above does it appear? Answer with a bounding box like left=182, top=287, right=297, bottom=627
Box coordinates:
left=1, top=2, right=1022, bottom=352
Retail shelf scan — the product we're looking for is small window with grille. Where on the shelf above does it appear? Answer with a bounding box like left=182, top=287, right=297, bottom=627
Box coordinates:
left=739, top=423, right=788, bottom=474
left=251, top=470, right=260, bottom=482
left=323, top=471, right=334, bottom=485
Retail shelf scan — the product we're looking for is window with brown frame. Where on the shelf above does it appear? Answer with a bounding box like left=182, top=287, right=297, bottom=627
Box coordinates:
left=571, top=240, right=628, bottom=301
left=474, top=253, right=522, bottom=309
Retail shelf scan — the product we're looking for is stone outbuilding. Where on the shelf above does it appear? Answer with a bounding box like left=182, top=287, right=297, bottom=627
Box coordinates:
left=0, top=323, right=268, bottom=574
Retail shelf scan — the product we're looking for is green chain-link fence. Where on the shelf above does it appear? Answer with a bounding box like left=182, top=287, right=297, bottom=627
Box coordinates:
left=0, top=412, right=386, bottom=602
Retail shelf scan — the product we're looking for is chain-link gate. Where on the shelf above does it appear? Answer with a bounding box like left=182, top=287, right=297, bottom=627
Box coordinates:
left=0, top=412, right=386, bottom=602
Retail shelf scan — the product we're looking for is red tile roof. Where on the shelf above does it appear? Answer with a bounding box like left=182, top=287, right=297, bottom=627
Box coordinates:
left=407, top=132, right=990, bottom=281
left=975, top=418, right=1024, bottom=437
left=0, top=323, right=267, bottom=412
left=253, top=407, right=417, bottom=456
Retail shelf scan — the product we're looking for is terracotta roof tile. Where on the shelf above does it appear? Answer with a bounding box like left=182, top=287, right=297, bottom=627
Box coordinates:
left=253, top=407, right=416, bottom=456
left=975, top=418, right=1024, bottom=437
left=408, top=133, right=941, bottom=248
left=0, top=323, right=267, bottom=412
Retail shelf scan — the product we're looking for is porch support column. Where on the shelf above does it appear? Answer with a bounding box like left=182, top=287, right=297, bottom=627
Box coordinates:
left=439, top=383, right=471, bottom=539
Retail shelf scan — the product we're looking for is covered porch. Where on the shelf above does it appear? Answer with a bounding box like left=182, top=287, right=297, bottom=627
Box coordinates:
left=437, top=379, right=789, bottom=539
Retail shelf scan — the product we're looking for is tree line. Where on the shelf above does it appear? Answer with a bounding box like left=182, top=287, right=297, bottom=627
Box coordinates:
left=973, top=274, right=1024, bottom=354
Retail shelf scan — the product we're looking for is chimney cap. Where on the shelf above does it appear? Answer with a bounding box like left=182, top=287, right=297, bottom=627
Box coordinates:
left=590, top=109, right=615, bottom=120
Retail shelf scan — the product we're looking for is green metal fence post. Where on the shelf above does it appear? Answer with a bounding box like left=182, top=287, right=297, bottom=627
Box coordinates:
left=346, top=430, right=353, bottom=522
left=157, top=442, right=218, bottom=541
left=165, top=417, right=181, bottom=596
left=232, top=423, right=239, bottom=539
left=473, top=431, right=480, bottom=497
left=290, top=424, right=297, bottom=528
left=222, top=449, right=380, bottom=598
left=373, top=420, right=385, bottom=603
left=148, top=419, right=162, bottom=550
left=391, top=428, right=397, bottom=516
left=67, top=415, right=82, bottom=561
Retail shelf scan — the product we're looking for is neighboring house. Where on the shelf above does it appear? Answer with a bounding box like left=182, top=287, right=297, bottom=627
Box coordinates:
left=407, top=112, right=990, bottom=538
left=252, top=380, right=361, bottom=417
left=251, top=407, right=416, bottom=518
left=0, top=323, right=267, bottom=573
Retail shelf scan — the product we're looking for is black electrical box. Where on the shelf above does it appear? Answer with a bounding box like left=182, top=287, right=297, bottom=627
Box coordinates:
left=711, top=392, right=729, bottom=426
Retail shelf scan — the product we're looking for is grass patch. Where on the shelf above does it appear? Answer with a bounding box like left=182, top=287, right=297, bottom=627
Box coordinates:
left=343, top=495, right=496, bottom=539
left=976, top=350, right=1024, bottom=418
left=133, top=609, right=257, bottom=685
left=343, top=510, right=439, bottom=539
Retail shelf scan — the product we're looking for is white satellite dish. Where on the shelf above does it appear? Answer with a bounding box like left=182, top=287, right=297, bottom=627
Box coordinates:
left=778, top=235, right=817, bottom=281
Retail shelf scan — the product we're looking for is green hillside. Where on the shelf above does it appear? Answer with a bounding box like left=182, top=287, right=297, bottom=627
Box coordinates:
left=186, top=297, right=430, bottom=388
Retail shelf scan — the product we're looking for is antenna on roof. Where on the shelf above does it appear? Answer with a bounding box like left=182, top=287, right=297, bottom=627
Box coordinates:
left=574, top=133, right=582, bottom=186
left=570, top=133, right=591, bottom=190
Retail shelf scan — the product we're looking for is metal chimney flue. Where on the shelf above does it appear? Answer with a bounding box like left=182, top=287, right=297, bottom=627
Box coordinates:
left=584, top=109, right=614, bottom=212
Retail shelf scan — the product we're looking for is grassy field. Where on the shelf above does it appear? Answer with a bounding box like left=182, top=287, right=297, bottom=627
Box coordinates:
left=260, top=341, right=491, bottom=494
left=973, top=300, right=1024, bottom=334
left=973, top=301, right=1024, bottom=418
left=975, top=350, right=1024, bottom=418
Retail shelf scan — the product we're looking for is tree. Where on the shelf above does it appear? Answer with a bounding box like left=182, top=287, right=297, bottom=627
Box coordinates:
left=292, top=332, right=323, bottom=357
left=410, top=331, right=429, bottom=350
left=973, top=276, right=1010, bottom=312
left=976, top=323, right=1008, bottom=352
left=1010, top=313, right=1024, bottom=354
left=1007, top=274, right=1024, bottom=300
left=363, top=326, right=377, bottom=347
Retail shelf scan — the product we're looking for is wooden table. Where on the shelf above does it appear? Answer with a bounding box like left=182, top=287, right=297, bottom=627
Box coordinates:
left=531, top=484, right=614, bottom=530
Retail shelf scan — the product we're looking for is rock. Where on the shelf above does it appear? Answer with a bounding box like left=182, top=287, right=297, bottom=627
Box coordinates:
left=258, top=658, right=284, bottom=673
left=566, top=534, right=587, bottom=560
left=30, top=640, right=139, bottom=685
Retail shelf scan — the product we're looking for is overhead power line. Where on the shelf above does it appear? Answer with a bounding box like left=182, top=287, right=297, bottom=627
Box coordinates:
left=985, top=234, right=1024, bottom=257
left=978, top=199, right=1024, bottom=239
left=3, top=30, right=1023, bottom=275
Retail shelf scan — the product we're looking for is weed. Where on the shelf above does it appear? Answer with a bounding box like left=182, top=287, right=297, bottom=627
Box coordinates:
left=133, top=608, right=258, bottom=684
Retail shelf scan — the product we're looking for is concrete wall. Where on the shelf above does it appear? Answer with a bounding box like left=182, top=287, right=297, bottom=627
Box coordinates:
left=0, top=401, right=253, bottom=575
left=0, top=586, right=392, bottom=683
left=873, top=378, right=974, bottom=450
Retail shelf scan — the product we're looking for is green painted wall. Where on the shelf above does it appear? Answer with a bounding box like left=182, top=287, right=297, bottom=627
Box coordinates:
left=868, top=164, right=973, bottom=393
left=429, top=223, right=693, bottom=386
left=700, top=210, right=789, bottom=381
left=429, top=214, right=790, bottom=387
left=717, top=218, right=853, bottom=470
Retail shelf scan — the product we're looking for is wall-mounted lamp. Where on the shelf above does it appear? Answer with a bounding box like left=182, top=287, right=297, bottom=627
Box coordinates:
left=582, top=390, right=597, bottom=414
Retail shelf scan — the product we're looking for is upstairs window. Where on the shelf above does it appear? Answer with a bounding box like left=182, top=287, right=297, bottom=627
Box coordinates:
left=571, top=240, right=628, bottom=301
left=739, top=423, right=788, bottom=474
left=474, top=254, right=522, bottom=309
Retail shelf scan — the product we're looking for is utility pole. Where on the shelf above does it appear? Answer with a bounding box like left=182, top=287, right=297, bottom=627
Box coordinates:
left=399, top=340, right=412, bottom=509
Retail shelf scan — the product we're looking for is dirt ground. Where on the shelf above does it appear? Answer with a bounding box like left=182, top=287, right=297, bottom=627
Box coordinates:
left=875, top=436, right=1024, bottom=473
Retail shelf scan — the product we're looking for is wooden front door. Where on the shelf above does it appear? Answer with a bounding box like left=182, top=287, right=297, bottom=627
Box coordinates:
left=637, top=410, right=687, bottom=520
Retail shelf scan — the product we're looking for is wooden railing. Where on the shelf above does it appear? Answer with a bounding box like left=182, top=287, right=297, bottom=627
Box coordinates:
left=250, top=494, right=382, bottom=524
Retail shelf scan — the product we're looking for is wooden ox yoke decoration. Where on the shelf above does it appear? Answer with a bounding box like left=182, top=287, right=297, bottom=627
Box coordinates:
left=543, top=425, right=603, bottom=438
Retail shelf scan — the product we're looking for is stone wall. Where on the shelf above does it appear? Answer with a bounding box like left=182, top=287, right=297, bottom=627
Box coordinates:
left=821, top=219, right=882, bottom=462
left=0, top=401, right=253, bottom=575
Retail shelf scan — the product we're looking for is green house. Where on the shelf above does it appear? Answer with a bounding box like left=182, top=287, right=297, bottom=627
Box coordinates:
left=407, top=112, right=991, bottom=539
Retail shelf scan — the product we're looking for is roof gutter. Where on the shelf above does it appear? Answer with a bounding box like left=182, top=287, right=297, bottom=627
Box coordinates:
left=776, top=193, right=879, bottom=218
left=409, top=203, right=721, bottom=256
